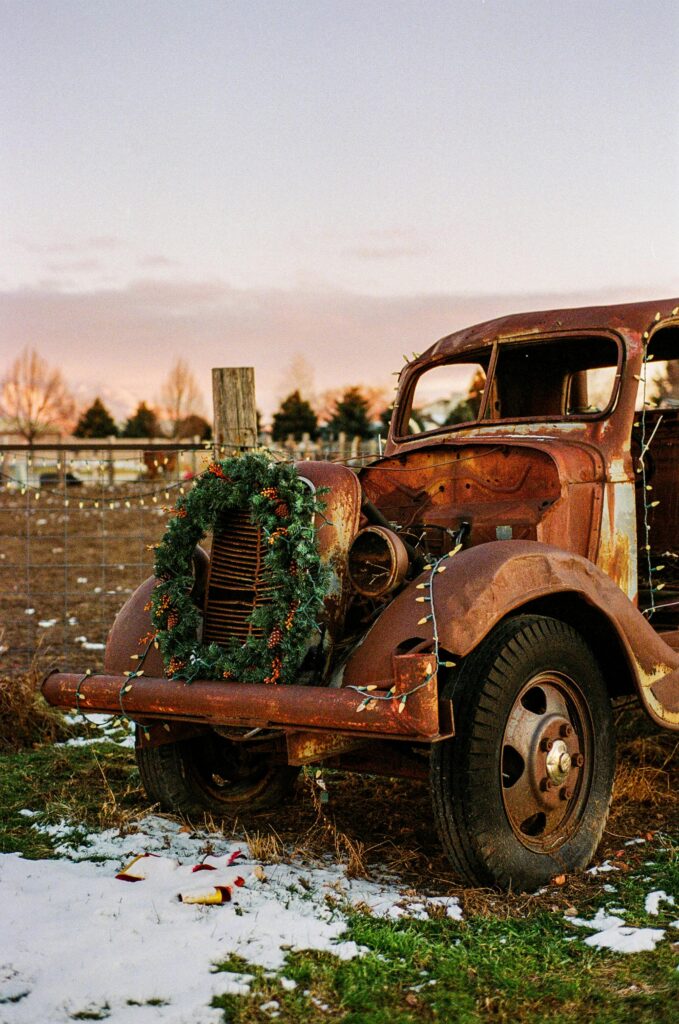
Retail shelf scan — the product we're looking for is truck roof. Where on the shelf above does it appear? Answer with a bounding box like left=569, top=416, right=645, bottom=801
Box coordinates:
left=429, top=296, right=679, bottom=360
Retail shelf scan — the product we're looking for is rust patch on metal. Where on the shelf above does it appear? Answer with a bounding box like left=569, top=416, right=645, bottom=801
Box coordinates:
left=286, top=731, right=367, bottom=766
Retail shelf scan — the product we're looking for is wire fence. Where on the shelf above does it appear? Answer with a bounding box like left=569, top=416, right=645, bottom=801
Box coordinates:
left=0, top=442, right=209, bottom=676
left=1, top=437, right=380, bottom=675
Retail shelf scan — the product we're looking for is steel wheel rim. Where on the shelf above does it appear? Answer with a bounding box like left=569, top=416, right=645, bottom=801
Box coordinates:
left=500, top=672, right=593, bottom=853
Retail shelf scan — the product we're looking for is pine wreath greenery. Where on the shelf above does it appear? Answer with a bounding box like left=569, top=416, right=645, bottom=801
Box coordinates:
left=151, top=452, right=330, bottom=685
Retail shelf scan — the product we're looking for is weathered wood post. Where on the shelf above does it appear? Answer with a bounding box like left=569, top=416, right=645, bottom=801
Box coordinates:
left=212, top=367, right=258, bottom=452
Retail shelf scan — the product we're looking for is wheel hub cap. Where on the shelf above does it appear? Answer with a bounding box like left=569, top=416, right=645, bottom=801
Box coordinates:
left=500, top=673, right=592, bottom=851
left=546, top=740, right=572, bottom=785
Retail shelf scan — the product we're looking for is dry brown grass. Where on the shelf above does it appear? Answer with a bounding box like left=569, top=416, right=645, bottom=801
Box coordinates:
left=612, top=730, right=679, bottom=815
left=89, top=750, right=145, bottom=832
left=0, top=648, right=72, bottom=752
left=245, top=828, right=285, bottom=863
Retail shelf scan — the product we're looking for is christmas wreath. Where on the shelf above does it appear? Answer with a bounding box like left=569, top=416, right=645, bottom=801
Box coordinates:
left=150, top=453, right=329, bottom=685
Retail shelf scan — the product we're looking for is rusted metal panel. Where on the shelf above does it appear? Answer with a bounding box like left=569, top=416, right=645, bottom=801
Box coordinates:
left=41, top=653, right=447, bottom=741
left=409, top=298, right=679, bottom=375
left=294, top=460, right=361, bottom=655
left=104, top=576, right=166, bottom=677
left=286, top=731, right=367, bottom=766
left=341, top=540, right=679, bottom=730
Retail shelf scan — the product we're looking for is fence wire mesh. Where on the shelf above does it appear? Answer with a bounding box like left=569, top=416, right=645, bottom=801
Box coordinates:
left=0, top=443, right=210, bottom=674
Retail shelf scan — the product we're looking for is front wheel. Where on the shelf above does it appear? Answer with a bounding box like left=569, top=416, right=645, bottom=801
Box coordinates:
left=431, top=615, right=616, bottom=890
left=136, top=728, right=299, bottom=815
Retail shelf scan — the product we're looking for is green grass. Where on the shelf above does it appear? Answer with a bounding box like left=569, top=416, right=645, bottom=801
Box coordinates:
left=0, top=740, right=145, bottom=858
left=1, top=738, right=677, bottom=1024
left=212, top=890, right=679, bottom=1024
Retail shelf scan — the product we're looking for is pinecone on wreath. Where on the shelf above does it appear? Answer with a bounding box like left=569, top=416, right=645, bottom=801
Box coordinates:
left=274, top=501, right=289, bottom=519
left=268, top=625, right=284, bottom=649
left=167, top=610, right=179, bottom=630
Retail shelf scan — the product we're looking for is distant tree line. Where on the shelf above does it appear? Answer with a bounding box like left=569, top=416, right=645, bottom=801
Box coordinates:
left=0, top=348, right=212, bottom=442
left=0, top=346, right=399, bottom=445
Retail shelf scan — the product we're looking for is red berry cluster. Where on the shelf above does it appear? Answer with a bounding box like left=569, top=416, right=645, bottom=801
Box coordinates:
left=264, top=656, right=282, bottom=684
left=285, top=600, right=298, bottom=630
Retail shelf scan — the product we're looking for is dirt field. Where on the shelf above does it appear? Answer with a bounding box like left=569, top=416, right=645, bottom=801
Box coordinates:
left=0, top=485, right=172, bottom=674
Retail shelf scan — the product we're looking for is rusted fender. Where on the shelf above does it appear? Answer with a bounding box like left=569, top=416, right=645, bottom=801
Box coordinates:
left=105, top=576, right=166, bottom=676
left=341, top=540, right=679, bottom=730
left=295, top=461, right=361, bottom=645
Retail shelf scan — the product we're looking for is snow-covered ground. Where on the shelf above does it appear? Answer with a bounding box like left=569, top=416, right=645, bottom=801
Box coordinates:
left=0, top=814, right=461, bottom=1024
left=1, top=810, right=676, bottom=1023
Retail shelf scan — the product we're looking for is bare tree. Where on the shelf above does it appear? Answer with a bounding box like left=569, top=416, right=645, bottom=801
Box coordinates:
left=159, top=358, right=204, bottom=437
left=277, top=354, right=316, bottom=405
left=0, top=347, right=75, bottom=442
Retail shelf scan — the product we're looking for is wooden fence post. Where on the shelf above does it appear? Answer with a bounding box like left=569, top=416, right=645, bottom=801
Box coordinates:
left=212, top=367, right=258, bottom=452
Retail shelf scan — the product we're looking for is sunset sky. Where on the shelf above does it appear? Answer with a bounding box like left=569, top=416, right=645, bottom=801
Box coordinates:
left=1, top=0, right=677, bottom=420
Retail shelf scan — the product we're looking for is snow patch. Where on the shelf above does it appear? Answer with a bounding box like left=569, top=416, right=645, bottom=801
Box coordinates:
left=0, top=815, right=462, bottom=1023
left=584, top=926, right=666, bottom=954
left=644, top=890, right=675, bottom=916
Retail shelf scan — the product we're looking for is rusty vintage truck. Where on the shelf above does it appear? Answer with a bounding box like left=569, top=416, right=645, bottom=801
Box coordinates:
left=43, top=297, right=679, bottom=890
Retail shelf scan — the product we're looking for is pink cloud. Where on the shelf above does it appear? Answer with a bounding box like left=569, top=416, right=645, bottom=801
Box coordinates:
left=0, top=278, right=671, bottom=421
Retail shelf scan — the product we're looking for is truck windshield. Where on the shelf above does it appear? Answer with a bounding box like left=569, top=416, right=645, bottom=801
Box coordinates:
left=403, top=334, right=620, bottom=435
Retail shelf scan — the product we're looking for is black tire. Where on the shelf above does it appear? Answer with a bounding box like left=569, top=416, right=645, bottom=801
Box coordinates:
left=431, top=615, right=616, bottom=891
left=136, top=727, right=299, bottom=815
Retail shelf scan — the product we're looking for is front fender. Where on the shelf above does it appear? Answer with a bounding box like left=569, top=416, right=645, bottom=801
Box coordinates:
left=341, top=540, right=679, bottom=729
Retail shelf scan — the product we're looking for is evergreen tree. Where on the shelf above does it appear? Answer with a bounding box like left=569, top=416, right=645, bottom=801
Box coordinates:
left=326, top=387, right=373, bottom=439
left=175, top=413, right=212, bottom=440
left=122, top=402, right=162, bottom=438
left=73, top=397, right=118, bottom=438
left=272, top=391, right=318, bottom=442
left=443, top=368, right=486, bottom=425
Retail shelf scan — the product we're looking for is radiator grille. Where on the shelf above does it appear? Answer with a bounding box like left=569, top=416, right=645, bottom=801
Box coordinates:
left=203, top=508, right=275, bottom=645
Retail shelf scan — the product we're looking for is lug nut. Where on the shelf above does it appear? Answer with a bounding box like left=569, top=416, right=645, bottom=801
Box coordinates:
left=559, top=723, right=572, bottom=738
left=572, top=753, right=584, bottom=768
left=540, top=738, right=553, bottom=752
left=540, top=778, right=552, bottom=792
left=560, top=786, right=572, bottom=801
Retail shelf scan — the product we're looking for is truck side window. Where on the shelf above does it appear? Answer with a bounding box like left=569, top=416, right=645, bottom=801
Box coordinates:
left=494, top=335, right=619, bottom=420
